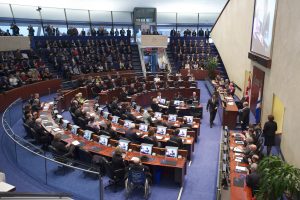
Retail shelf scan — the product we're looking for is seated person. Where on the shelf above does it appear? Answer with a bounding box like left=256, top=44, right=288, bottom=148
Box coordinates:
left=126, top=157, right=152, bottom=184
left=87, top=116, right=100, bottom=131
left=128, top=83, right=137, bottom=95
left=142, top=128, right=159, bottom=147
left=242, top=144, right=257, bottom=163
left=169, top=129, right=183, bottom=149
left=246, top=163, right=260, bottom=196
left=143, top=108, right=154, bottom=125
left=247, top=154, right=260, bottom=165
left=120, top=87, right=128, bottom=102
left=181, top=117, right=192, bottom=129
left=51, top=133, right=75, bottom=158
left=174, top=92, right=183, bottom=101
left=150, top=98, right=160, bottom=112
left=105, top=121, right=119, bottom=140
left=112, top=147, right=127, bottom=172
left=125, top=124, right=140, bottom=144
left=33, top=118, right=51, bottom=148
left=190, top=92, right=198, bottom=102
left=25, top=113, right=35, bottom=128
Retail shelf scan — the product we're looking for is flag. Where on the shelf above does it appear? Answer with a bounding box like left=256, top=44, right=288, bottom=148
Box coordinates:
left=244, top=76, right=251, bottom=103
left=255, top=88, right=262, bottom=123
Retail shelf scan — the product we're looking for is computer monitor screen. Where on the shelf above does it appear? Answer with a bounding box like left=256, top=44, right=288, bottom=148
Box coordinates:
left=83, top=130, right=93, bottom=140
left=119, top=139, right=130, bottom=151
left=165, top=146, right=178, bottom=158
left=55, top=114, right=63, bottom=124
left=156, top=126, right=167, bottom=135
left=99, top=135, right=110, bottom=146
left=178, top=128, right=188, bottom=137
left=140, top=143, right=153, bottom=155
left=112, top=116, right=119, bottom=124
left=168, top=114, right=177, bottom=122
left=71, top=125, right=80, bottom=135
left=124, top=120, right=133, bottom=128
left=62, top=120, right=70, bottom=129
left=139, top=124, right=148, bottom=132
left=174, top=100, right=184, bottom=106
left=135, top=105, right=141, bottom=112
left=159, top=98, right=166, bottom=105
left=154, top=112, right=162, bottom=119
left=185, top=116, right=194, bottom=124
left=103, top=112, right=110, bottom=119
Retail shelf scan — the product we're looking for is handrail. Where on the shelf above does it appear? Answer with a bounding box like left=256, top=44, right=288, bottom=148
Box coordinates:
left=0, top=192, right=71, bottom=198
left=210, top=0, right=231, bottom=33
left=1, top=98, right=100, bottom=175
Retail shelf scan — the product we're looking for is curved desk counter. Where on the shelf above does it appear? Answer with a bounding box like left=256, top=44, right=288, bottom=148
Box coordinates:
left=41, top=102, right=187, bottom=186
left=0, top=79, right=62, bottom=112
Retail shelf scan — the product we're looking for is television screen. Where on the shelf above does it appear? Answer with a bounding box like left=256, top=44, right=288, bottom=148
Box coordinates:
left=55, top=114, right=63, bottom=124
left=135, top=105, right=141, bottom=112
left=124, top=120, right=133, bottom=128
left=140, top=143, right=153, bottom=155
left=174, top=100, right=184, bottom=106
left=251, top=0, right=277, bottom=58
left=178, top=128, right=188, bottom=137
left=62, top=120, right=70, bottom=129
left=159, top=98, right=166, bottom=105
left=119, top=139, right=130, bottom=151
left=156, top=126, right=167, bottom=135
left=99, top=135, right=110, bottom=146
left=185, top=116, right=194, bottom=124
left=83, top=130, right=93, bottom=140
left=139, top=124, right=148, bottom=132
left=112, top=116, right=119, bottom=124
left=154, top=112, right=162, bottom=119
left=71, top=125, right=80, bottom=135
left=103, top=112, right=110, bottom=119
left=168, top=114, right=177, bottom=122
left=165, top=146, right=178, bottom=158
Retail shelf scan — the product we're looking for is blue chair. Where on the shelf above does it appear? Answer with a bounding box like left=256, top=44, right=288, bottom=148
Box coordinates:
left=125, top=165, right=150, bottom=199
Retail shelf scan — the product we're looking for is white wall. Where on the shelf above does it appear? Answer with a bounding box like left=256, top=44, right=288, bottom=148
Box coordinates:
left=211, top=0, right=300, bottom=167
left=0, top=36, right=31, bottom=51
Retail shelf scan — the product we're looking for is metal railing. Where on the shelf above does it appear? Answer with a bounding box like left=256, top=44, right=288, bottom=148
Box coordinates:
left=1, top=98, right=103, bottom=200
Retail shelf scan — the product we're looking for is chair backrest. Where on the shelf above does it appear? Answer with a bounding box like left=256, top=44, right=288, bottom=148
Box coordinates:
left=166, top=139, right=179, bottom=147
left=128, top=165, right=146, bottom=185
left=103, top=157, right=114, bottom=179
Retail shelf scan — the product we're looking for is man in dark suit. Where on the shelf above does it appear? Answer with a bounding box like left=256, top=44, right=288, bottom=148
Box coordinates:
left=263, top=115, right=277, bottom=156
left=169, top=129, right=183, bottom=149
left=198, top=28, right=204, bottom=37
left=125, top=126, right=140, bottom=144
left=246, top=163, right=260, bottom=196
left=51, top=133, right=75, bottom=158
left=120, top=87, right=128, bottom=102
left=206, top=94, right=219, bottom=128
left=112, top=147, right=126, bottom=172
left=150, top=98, right=160, bottom=112
left=240, top=102, right=250, bottom=131
left=190, top=92, right=198, bottom=102
left=33, top=118, right=51, bottom=148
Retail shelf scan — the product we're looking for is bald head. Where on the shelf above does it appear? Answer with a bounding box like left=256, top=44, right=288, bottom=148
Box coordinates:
left=250, top=163, right=258, bottom=172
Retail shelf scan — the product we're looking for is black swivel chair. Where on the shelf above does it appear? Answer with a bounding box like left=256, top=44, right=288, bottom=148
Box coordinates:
left=103, top=157, right=125, bottom=192
left=48, top=145, right=73, bottom=175
left=166, top=140, right=179, bottom=147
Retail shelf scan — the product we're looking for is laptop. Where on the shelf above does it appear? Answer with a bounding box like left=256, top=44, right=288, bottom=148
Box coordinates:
left=99, top=135, right=110, bottom=146
left=165, top=146, right=178, bottom=158
left=139, top=124, right=148, bottom=132
left=111, top=116, right=119, bottom=124
left=168, top=114, right=177, bottom=122
left=178, top=128, right=188, bottom=137
left=140, top=143, right=153, bottom=155
left=119, top=139, right=130, bottom=151
left=156, top=126, right=167, bottom=135
left=83, top=130, right=93, bottom=140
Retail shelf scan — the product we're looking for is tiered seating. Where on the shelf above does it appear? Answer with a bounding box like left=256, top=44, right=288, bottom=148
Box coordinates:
left=33, top=36, right=134, bottom=79
left=0, top=49, right=53, bottom=92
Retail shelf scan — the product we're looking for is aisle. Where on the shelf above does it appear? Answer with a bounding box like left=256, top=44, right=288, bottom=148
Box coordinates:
left=180, top=81, right=222, bottom=200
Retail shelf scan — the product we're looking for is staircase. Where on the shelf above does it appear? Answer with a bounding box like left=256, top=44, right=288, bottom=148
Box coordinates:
left=211, top=43, right=229, bottom=80
left=131, top=44, right=143, bottom=73
left=166, top=44, right=176, bottom=73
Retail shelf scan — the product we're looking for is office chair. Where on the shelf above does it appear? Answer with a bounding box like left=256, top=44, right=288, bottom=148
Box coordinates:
left=125, top=165, right=151, bottom=200
left=103, top=157, right=125, bottom=192
left=142, top=136, right=156, bottom=146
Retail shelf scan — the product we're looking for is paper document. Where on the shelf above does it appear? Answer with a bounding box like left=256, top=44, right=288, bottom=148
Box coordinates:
left=72, top=140, right=80, bottom=146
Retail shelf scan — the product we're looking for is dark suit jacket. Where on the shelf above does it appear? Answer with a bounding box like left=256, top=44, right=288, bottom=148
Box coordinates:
left=170, top=135, right=183, bottom=148
left=125, top=129, right=140, bottom=144
left=263, top=121, right=277, bottom=146
left=112, top=153, right=126, bottom=171
left=51, top=140, right=68, bottom=154
left=241, top=107, right=250, bottom=125
left=246, top=171, right=260, bottom=192
left=206, top=98, right=219, bottom=113
left=151, top=103, right=160, bottom=112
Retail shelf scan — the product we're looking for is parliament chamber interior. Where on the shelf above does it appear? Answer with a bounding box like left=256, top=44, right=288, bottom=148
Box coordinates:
left=0, top=0, right=300, bottom=200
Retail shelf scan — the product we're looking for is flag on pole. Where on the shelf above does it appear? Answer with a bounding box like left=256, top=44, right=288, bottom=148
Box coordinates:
left=255, top=88, right=262, bottom=123
left=244, top=76, right=251, bottom=103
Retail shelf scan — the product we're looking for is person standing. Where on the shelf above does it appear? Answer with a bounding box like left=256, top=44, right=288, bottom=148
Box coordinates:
left=206, top=94, right=219, bottom=128
left=240, top=102, right=250, bottom=131
left=263, top=115, right=277, bottom=156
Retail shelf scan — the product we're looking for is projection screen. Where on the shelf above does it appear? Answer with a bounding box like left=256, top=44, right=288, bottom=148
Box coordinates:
left=251, top=0, right=277, bottom=58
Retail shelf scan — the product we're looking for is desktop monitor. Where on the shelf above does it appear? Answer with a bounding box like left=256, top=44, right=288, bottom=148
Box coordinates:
left=103, top=112, right=110, bottom=119
left=119, top=139, right=130, bottom=151
left=168, top=114, right=177, bottom=122
left=165, top=146, right=178, bottom=158
left=99, top=135, right=110, bottom=146
left=174, top=100, right=184, bottom=106
left=156, top=126, right=167, bottom=135
left=124, top=120, right=133, bottom=128
left=112, top=116, right=119, bottom=124
left=55, top=114, right=63, bottom=124
left=62, top=120, right=70, bottom=129
left=135, top=105, right=141, bottom=112
left=185, top=116, right=194, bottom=124
left=83, top=130, right=93, bottom=140
left=178, top=128, right=188, bottom=137
left=71, top=125, right=80, bottom=135
left=154, top=112, right=162, bottom=119
left=139, top=124, right=148, bottom=132
left=140, top=143, right=153, bottom=155
left=159, top=98, right=166, bottom=105
left=96, top=107, right=103, bottom=114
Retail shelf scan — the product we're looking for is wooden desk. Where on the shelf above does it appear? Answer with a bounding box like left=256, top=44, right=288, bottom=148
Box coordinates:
left=229, top=131, right=252, bottom=200
left=41, top=103, right=187, bottom=186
